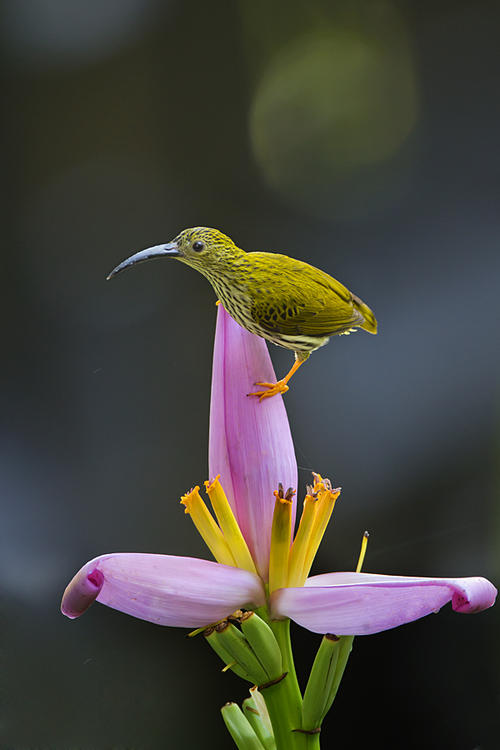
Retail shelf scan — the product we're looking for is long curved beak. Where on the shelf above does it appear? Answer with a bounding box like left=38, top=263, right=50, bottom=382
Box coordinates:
left=106, top=242, right=180, bottom=280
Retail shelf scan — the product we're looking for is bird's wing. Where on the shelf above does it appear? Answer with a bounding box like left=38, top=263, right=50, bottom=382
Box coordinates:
left=247, top=253, right=364, bottom=336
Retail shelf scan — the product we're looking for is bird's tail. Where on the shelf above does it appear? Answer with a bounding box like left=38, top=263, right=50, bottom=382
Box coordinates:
left=353, top=295, right=378, bottom=334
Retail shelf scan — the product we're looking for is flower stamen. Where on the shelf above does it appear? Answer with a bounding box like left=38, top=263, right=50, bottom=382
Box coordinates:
left=287, top=493, right=318, bottom=587
left=205, top=476, right=257, bottom=575
left=269, top=484, right=294, bottom=593
left=300, top=476, right=341, bottom=582
left=181, top=486, right=236, bottom=567
left=356, top=530, right=370, bottom=573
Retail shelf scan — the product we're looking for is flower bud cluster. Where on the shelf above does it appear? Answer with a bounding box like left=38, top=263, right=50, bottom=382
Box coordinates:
left=204, top=610, right=283, bottom=686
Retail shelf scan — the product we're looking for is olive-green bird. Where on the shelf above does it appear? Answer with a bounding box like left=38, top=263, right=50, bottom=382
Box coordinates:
left=107, top=227, right=377, bottom=400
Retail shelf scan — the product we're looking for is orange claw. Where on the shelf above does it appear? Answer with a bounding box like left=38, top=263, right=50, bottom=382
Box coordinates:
left=247, top=357, right=305, bottom=401
left=247, top=380, right=290, bottom=401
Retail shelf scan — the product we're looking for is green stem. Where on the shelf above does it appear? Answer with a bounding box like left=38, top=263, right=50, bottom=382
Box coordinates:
left=258, top=618, right=309, bottom=750
left=304, top=732, right=321, bottom=750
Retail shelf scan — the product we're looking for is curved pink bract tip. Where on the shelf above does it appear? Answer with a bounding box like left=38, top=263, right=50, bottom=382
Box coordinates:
left=61, top=553, right=265, bottom=628
left=61, top=563, right=104, bottom=619
left=271, top=572, right=497, bottom=635
left=449, top=576, right=497, bottom=613
left=209, top=305, right=297, bottom=579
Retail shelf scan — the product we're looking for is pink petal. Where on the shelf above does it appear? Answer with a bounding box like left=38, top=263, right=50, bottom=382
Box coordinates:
left=271, top=572, right=497, bottom=635
left=61, top=553, right=265, bottom=627
left=209, top=304, right=297, bottom=579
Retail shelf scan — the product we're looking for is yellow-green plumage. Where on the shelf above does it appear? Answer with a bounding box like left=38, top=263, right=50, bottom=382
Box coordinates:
left=107, top=227, right=377, bottom=397
left=235, top=251, right=376, bottom=350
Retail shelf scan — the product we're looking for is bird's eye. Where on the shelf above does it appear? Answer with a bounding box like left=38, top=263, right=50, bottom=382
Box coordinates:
left=192, top=241, right=205, bottom=252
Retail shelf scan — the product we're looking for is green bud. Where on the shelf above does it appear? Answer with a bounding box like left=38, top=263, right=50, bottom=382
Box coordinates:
left=321, top=635, right=354, bottom=717
left=249, top=686, right=273, bottom=735
left=302, top=634, right=341, bottom=730
left=240, top=612, right=283, bottom=681
left=215, top=621, right=269, bottom=685
left=204, top=624, right=253, bottom=682
left=242, top=690, right=276, bottom=750
left=221, top=702, right=265, bottom=750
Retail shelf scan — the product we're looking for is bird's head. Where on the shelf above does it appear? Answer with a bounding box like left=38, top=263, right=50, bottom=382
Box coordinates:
left=106, top=227, right=242, bottom=280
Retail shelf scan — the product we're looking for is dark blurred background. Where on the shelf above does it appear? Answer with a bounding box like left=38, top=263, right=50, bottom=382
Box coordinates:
left=2, top=1, right=499, bottom=747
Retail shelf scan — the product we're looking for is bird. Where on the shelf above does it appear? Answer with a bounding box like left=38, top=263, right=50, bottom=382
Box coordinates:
left=107, top=227, right=377, bottom=400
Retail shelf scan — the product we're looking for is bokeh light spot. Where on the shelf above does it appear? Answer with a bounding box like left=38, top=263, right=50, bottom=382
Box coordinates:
left=250, top=28, right=418, bottom=219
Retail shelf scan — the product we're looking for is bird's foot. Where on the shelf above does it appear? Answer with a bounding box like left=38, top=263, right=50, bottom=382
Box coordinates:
left=247, top=380, right=290, bottom=402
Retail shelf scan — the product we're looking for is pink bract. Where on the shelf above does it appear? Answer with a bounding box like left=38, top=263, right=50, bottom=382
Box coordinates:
left=62, top=553, right=265, bottom=627
left=271, top=572, right=497, bottom=634
left=209, top=304, right=297, bottom=578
